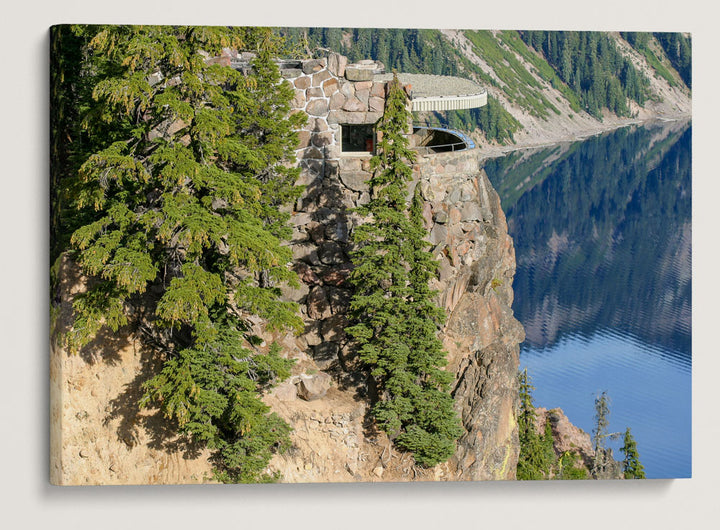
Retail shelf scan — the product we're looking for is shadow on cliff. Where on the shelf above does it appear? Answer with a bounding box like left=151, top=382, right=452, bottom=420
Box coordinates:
left=299, top=153, right=374, bottom=405
left=52, top=255, right=131, bottom=366
left=103, top=342, right=205, bottom=459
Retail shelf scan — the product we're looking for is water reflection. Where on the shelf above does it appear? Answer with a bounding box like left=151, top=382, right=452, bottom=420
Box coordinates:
left=485, top=120, right=691, bottom=478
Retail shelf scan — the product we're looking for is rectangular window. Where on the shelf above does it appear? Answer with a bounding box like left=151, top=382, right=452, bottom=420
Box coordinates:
left=341, top=124, right=375, bottom=153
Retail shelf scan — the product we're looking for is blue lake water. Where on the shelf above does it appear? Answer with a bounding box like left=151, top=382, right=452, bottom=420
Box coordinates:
left=484, top=120, right=692, bottom=478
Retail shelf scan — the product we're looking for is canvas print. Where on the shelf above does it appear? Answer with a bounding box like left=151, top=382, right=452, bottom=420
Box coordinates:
left=49, top=25, right=691, bottom=484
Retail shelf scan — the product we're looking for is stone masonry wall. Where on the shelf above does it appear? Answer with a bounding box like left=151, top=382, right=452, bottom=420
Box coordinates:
left=265, top=53, right=525, bottom=478
left=51, top=53, right=524, bottom=484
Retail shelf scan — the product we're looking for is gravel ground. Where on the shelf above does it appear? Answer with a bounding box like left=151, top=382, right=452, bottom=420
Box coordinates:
left=375, top=72, right=485, bottom=97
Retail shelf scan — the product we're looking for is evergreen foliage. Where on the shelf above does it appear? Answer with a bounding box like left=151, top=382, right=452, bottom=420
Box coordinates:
left=54, top=25, right=304, bottom=482
left=347, top=75, right=462, bottom=467
left=518, top=369, right=592, bottom=480
left=279, top=27, right=520, bottom=144
left=557, top=450, right=589, bottom=480
left=653, top=33, right=691, bottom=89
left=591, top=390, right=621, bottom=479
left=519, top=31, right=650, bottom=119
left=620, top=427, right=646, bottom=479
left=517, top=369, right=556, bottom=479
left=621, top=32, right=680, bottom=88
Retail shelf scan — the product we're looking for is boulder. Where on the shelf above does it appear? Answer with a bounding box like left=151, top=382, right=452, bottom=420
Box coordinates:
left=312, top=70, right=332, bottom=87
left=434, top=210, right=449, bottom=224
left=355, top=89, right=370, bottom=107
left=461, top=201, right=483, bottom=222
left=368, top=96, right=385, bottom=113
left=329, top=92, right=346, bottom=111
left=327, top=53, right=348, bottom=77
left=281, top=68, right=303, bottom=79
left=308, top=117, right=329, bottom=132
left=324, top=218, right=349, bottom=243
left=312, top=342, right=339, bottom=370
left=318, top=241, right=346, bottom=265
left=322, top=264, right=352, bottom=286
left=311, top=131, right=334, bottom=148
left=339, top=171, right=370, bottom=192
left=299, top=147, right=324, bottom=160
left=291, top=90, right=306, bottom=109
left=297, top=372, right=332, bottom=401
left=272, top=381, right=298, bottom=402
left=294, top=76, right=311, bottom=90
left=301, top=322, right=323, bottom=347
left=305, top=99, right=329, bottom=117
left=326, top=286, right=352, bottom=314
left=307, top=87, right=324, bottom=98
left=302, top=59, right=326, bottom=75
left=297, top=130, right=311, bottom=149
left=345, top=66, right=374, bottom=82
left=307, top=286, right=332, bottom=319
left=320, top=314, right=348, bottom=342
left=342, top=96, right=366, bottom=112
left=294, top=261, right=320, bottom=285
left=323, top=78, right=339, bottom=97
left=292, top=242, right=320, bottom=266
left=430, top=223, right=449, bottom=245
left=280, top=281, right=309, bottom=303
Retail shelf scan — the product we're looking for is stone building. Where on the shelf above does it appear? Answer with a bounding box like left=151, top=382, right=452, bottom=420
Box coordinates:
left=241, top=53, right=522, bottom=481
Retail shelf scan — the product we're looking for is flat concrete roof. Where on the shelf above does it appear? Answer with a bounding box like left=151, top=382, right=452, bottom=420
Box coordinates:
left=374, top=73, right=487, bottom=112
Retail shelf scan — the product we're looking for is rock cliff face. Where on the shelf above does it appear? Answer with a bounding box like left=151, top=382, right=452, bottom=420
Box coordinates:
left=50, top=54, right=525, bottom=484
left=50, top=154, right=523, bottom=484
left=263, top=145, right=524, bottom=482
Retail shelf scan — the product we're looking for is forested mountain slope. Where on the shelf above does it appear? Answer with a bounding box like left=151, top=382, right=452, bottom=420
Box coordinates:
left=281, top=28, right=691, bottom=151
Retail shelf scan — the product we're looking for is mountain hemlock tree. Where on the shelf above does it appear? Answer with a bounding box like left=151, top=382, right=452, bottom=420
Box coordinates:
left=347, top=74, right=463, bottom=467
left=59, top=25, right=306, bottom=483
left=516, top=368, right=556, bottom=479
left=620, top=427, right=646, bottom=479
left=591, top=390, right=623, bottom=479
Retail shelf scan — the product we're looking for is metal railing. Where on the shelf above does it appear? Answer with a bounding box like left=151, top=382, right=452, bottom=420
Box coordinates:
left=413, top=142, right=470, bottom=154
left=411, top=126, right=476, bottom=153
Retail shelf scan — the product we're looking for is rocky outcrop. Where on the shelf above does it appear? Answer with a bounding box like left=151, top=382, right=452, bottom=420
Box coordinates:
left=534, top=407, right=623, bottom=479
left=51, top=54, right=525, bottom=484
left=265, top=135, right=524, bottom=481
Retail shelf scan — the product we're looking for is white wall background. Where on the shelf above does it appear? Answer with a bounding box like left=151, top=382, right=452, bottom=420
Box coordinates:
left=2, top=2, right=716, bottom=528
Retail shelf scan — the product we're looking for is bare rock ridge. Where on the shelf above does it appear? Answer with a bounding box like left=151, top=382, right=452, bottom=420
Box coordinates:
left=50, top=54, right=525, bottom=484
left=265, top=147, right=524, bottom=482
left=258, top=56, right=524, bottom=481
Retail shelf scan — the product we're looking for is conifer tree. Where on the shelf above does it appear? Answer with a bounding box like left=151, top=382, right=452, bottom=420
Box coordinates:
left=591, top=390, right=623, bottom=479
left=517, top=369, right=556, bottom=479
left=620, top=427, right=646, bottom=479
left=347, top=74, right=462, bottom=467
left=57, top=25, right=305, bottom=482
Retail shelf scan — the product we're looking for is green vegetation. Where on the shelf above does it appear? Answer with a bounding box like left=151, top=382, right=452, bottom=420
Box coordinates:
left=620, top=427, right=647, bottom=479
left=517, top=369, right=589, bottom=480
left=281, top=28, right=687, bottom=143
left=464, top=30, right=560, bottom=119
left=591, top=392, right=646, bottom=480
left=654, top=32, right=691, bottom=88
left=621, top=32, right=678, bottom=88
left=347, top=75, right=463, bottom=467
left=591, top=391, right=614, bottom=478
left=51, top=25, right=304, bottom=483
left=422, top=96, right=522, bottom=145
left=280, top=27, right=520, bottom=144
left=282, top=27, right=464, bottom=76
left=498, top=31, right=582, bottom=113
left=517, top=369, right=557, bottom=479
left=520, top=31, right=650, bottom=119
